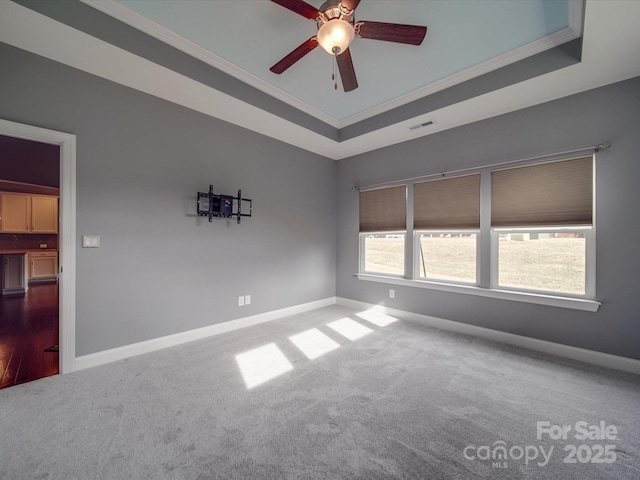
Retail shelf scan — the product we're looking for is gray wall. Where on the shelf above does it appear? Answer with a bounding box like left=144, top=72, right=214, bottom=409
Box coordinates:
left=2, top=39, right=639, bottom=363
left=0, top=43, right=337, bottom=356
left=337, top=76, right=640, bottom=361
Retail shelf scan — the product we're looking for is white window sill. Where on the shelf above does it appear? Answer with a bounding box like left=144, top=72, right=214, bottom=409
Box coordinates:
left=356, top=274, right=600, bottom=312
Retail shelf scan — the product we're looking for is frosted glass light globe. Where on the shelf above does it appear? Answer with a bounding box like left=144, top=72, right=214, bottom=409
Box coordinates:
left=317, top=19, right=355, bottom=55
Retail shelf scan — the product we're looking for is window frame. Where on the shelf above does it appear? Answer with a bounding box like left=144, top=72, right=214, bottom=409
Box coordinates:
left=413, top=229, right=480, bottom=286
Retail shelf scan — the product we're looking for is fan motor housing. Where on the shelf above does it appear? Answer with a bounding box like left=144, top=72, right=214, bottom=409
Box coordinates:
left=317, top=0, right=355, bottom=29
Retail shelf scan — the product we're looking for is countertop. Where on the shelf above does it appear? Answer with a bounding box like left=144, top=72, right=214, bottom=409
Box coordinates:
left=0, top=249, right=58, bottom=254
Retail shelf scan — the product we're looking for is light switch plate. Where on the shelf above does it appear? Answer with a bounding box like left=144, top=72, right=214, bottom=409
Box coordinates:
left=82, top=235, right=100, bottom=248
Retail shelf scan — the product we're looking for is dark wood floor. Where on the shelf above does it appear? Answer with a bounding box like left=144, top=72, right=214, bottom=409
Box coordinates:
left=0, top=282, right=59, bottom=389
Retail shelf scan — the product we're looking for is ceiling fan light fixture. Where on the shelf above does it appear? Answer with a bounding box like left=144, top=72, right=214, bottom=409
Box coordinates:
left=317, top=19, right=355, bottom=55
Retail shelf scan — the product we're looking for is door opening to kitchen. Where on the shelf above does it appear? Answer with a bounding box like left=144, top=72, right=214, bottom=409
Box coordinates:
left=0, top=134, right=60, bottom=388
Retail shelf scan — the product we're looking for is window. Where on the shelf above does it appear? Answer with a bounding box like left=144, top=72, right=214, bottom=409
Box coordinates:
left=356, top=153, right=598, bottom=309
left=494, top=229, right=590, bottom=295
left=491, top=156, right=594, bottom=297
left=414, top=174, right=480, bottom=284
left=359, top=185, right=406, bottom=276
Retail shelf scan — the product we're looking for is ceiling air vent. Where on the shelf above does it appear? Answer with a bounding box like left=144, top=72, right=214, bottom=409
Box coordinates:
left=409, top=120, right=435, bottom=131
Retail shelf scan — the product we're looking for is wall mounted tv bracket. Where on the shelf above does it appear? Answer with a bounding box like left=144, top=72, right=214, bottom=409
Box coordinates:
left=197, top=185, right=252, bottom=224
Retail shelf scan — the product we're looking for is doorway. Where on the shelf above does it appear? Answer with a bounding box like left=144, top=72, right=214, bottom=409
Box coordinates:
left=0, top=119, right=76, bottom=382
left=0, top=134, right=60, bottom=387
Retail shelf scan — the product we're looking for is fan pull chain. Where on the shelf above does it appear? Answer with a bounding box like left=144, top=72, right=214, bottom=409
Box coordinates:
left=332, top=55, right=337, bottom=90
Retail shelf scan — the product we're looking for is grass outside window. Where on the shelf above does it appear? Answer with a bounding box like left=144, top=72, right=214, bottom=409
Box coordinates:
left=417, top=233, right=477, bottom=284
left=497, top=233, right=586, bottom=295
left=362, top=234, right=405, bottom=276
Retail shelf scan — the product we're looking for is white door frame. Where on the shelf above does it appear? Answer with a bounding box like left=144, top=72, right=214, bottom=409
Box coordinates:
left=0, top=119, right=76, bottom=373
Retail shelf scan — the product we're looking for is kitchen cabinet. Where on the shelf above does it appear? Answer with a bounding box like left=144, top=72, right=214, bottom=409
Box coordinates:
left=2, top=253, right=27, bottom=295
left=0, top=193, right=30, bottom=232
left=31, top=196, right=59, bottom=233
left=29, top=251, right=58, bottom=282
left=0, top=192, right=58, bottom=233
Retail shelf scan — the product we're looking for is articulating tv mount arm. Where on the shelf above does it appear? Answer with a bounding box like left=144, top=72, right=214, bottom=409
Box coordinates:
left=197, top=185, right=252, bottom=224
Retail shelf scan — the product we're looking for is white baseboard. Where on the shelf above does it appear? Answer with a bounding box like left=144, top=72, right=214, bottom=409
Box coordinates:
left=337, top=297, right=640, bottom=375
left=75, top=297, right=336, bottom=371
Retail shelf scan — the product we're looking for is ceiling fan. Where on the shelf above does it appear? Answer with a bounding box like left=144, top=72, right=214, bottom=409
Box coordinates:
left=269, top=0, right=427, bottom=92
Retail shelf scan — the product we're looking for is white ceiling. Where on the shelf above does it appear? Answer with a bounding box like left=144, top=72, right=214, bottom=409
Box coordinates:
left=1, top=0, right=640, bottom=160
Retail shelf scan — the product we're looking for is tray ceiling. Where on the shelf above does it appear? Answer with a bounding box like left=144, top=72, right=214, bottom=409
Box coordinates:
left=2, top=0, right=640, bottom=159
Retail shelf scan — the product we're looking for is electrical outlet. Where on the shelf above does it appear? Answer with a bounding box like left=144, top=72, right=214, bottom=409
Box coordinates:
left=245, top=295, right=251, bottom=305
left=238, top=296, right=245, bottom=307
left=389, top=289, right=395, bottom=299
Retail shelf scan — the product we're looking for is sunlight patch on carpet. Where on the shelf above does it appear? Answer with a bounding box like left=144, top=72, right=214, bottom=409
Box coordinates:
left=327, top=318, right=373, bottom=341
left=235, top=343, right=293, bottom=389
left=356, top=309, right=399, bottom=327
left=289, top=328, right=341, bottom=360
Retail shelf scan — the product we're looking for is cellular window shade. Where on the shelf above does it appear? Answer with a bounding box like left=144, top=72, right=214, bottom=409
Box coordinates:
left=491, top=156, right=593, bottom=227
left=359, top=185, right=406, bottom=232
left=413, top=174, right=480, bottom=229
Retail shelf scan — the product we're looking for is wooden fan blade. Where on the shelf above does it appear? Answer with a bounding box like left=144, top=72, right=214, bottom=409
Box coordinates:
left=355, top=21, right=427, bottom=45
left=340, top=0, right=361, bottom=13
left=270, top=0, right=320, bottom=20
left=336, top=48, right=358, bottom=92
left=270, top=37, right=319, bottom=74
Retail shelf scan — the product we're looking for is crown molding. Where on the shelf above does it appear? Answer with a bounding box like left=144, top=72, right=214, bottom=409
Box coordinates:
left=6, top=0, right=633, bottom=163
